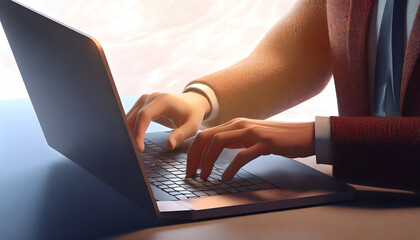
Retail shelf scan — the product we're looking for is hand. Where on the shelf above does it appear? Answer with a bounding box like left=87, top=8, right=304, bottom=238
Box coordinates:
left=186, top=118, right=315, bottom=181
left=126, top=91, right=210, bottom=152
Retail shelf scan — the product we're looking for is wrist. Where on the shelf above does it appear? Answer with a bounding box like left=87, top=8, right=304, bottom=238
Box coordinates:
left=183, top=91, right=211, bottom=118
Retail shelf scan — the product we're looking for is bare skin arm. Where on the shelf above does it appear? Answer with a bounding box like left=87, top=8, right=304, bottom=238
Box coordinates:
left=188, top=0, right=332, bottom=126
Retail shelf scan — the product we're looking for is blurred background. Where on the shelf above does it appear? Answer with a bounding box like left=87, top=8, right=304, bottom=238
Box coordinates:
left=0, top=0, right=338, bottom=121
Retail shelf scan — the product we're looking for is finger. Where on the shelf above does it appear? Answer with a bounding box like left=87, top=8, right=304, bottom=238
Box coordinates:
left=127, top=94, right=149, bottom=116
left=189, top=122, right=241, bottom=151
left=215, top=117, right=247, bottom=128
left=186, top=131, right=215, bottom=177
left=127, top=94, right=149, bottom=130
left=127, top=92, right=161, bottom=130
left=199, top=144, right=209, bottom=169
left=200, top=128, right=250, bottom=180
left=186, top=132, right=204, bottom=177
left=167, top=119, right=200, bottom=150
left=144, top=92, right=161, bottom=105
left=128, top=92, right=161, bottom=117
left=186, top=129, right=225, bottom=177
left=222, top=143, right=265, bottom=181
left=225, top=143, right=246, bottom=149
left=133, top=100, right=167, bottom=151
left=186, top=124, right=238, bottom=177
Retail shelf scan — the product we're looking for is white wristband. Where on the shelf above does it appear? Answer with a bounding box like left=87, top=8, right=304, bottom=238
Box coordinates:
left=183, top=83, right=220, bottom=123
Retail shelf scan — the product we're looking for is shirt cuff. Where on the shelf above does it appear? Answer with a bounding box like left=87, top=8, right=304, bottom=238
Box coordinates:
left=183, top=83, right=220, bottom=123
left=315, top=116, right=333, bottom=165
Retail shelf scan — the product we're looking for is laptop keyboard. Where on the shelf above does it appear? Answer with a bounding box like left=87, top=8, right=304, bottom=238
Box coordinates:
left=141, top=139, right=276, bottom=200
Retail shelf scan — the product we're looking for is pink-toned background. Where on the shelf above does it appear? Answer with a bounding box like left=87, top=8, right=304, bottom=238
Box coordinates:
left=0, top=0, right=338, bottom=121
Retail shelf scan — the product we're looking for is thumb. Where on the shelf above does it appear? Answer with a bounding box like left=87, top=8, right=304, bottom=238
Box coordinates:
left=167, top=120, right=199, bottom=150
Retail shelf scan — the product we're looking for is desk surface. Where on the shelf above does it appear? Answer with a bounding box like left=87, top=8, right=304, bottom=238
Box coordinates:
left=1, top=97, right=419, bottom=240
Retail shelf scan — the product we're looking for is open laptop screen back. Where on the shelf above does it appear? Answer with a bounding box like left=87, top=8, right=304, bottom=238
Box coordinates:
left=0, top=1, right=156, bottom=211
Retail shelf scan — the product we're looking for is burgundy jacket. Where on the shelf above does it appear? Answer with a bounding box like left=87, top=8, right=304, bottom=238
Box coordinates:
left=328, top=1, right=420, bottom=191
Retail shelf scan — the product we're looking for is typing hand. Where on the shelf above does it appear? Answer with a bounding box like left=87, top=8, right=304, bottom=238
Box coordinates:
left=126, top=92, right=210, bottom=152
left=186, top=118, right=315, bottom=181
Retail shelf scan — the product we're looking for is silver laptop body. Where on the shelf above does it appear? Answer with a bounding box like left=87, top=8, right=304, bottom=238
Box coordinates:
left=0, top=0, right=355, bottom=220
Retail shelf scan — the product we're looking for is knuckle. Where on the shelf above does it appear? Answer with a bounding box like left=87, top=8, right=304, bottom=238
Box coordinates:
left=147, top=92, right=160, bottom=100
left=234, top=118, right=249, bottom=128
left=139, top=94, right=149, bottom=102
left=227, top=118, right=238, bottom=124
left=236, top=151, right=248, bottom=160
left=195, top=131, right=207, bottom=141
left=137, top=109, right=150, bottom=119
left=212, top=133, right=224, bottom=144
left=247, top=125, right=261, bottom=137
left=228, top=117, right=242, bottom=125
left=159, top=92, right=170, bottom=99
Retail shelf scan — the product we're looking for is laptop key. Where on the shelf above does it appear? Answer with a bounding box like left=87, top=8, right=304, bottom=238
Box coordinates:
left=175, top=195, right=187, bottom=200
left=144, top=139, right=276, bottom=199
left=204, top=190, right=218, bottom=196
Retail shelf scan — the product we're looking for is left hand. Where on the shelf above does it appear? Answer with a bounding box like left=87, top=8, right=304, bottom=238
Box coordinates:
left=186, top=118, right=315, bottom=181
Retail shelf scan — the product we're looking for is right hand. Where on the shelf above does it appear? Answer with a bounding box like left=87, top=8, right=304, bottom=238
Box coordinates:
left=126, top=91, right=211, bottom=152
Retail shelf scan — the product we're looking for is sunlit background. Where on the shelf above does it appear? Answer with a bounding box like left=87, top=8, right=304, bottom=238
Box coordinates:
left=0, top=0, right=338, bottom=121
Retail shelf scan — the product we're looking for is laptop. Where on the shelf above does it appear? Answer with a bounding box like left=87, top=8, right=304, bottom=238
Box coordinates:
left=0, top=0, right=355, bottom=219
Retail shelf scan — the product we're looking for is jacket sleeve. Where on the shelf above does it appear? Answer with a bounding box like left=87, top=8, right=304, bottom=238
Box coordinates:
left=331, top=116, right=420, bottom=192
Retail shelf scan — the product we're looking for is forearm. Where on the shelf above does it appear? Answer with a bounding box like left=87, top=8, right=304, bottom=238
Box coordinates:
left=330, top=116, right=420, bottom=192
left=187, top=0, right=332, bottom=126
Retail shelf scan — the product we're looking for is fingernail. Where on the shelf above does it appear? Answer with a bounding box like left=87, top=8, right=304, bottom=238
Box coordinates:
left=168, top=138, right=177, bottom=150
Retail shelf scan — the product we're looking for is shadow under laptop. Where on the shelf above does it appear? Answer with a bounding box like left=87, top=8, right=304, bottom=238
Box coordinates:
left=335, top=189, right=420, bottom=209
left=33, top=158, right=187, bottom=240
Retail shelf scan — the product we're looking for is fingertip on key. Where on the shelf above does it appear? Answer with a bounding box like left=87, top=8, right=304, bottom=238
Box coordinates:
left=167, top=138, right=177, bottom=150
left=221, top=172, right=233, bottom=182
left=137, top=143, right=145, bottom=152
left=199, top=172, right=209, bottom=181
